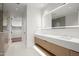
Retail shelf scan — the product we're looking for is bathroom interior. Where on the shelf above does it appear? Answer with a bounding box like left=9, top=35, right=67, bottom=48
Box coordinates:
left=0, top=3, right=79, bottom=56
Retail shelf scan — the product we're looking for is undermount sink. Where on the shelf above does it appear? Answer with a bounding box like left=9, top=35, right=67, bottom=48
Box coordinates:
left=59, top=35, right=72, bottom=40
left=35, top=33, right=79, bottom=52
left=48, top=34, right=72, bottom=40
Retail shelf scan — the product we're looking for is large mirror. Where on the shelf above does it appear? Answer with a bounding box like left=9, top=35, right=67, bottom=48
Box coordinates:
left=42, top=3, right=79, bottom=29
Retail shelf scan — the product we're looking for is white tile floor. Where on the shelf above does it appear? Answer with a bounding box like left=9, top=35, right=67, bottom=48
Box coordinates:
left=5, top=42, right=41, bottom=56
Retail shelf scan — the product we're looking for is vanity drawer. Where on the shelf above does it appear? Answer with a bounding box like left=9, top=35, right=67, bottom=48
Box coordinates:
left=70, top=50, right=79, bottom=56
left=34, top=37, right=79, bottom=56
left=35, top=37, right=43, bottom=45
left=47, top=42, right=70, bottom=56
left=34, top=37, right=48, bottom=48
left=34, top=37, right=70, bottom=56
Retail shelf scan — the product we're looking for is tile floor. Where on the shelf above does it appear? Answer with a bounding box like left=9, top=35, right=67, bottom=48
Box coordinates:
left=5, top=42, right=41, bottom=56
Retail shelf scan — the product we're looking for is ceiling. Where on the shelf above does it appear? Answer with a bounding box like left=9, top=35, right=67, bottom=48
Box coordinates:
left=3, top=3, right=49, bottom=17
left=41, top=3, right=79, bottom=19
left=41, top=3, right=65, bottom=12
left=49, top=3, right=79, bottom=19
left=3, top=3, right=66, bottom=17
left=3, top=3, right=26, bottom=17
left=28, top=3, right=48, bottom=9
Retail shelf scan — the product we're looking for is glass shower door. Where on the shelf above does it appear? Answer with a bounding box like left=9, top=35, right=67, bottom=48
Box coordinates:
left=11, top=17, right=22, bottom=42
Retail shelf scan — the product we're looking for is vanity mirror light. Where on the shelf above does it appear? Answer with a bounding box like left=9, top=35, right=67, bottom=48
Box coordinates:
left=42, top=3, right=79, bottom=29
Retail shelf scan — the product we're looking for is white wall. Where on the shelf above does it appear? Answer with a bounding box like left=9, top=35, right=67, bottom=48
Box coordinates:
left=65, top=12, right=78, bottom=26
left=27, top=4, right=42, bottom=48
left=22, top=5, right=27, bottom=47
left=42, top=14, right=52, bottom=28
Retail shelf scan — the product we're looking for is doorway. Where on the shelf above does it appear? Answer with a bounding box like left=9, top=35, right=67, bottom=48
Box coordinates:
left=11, top=16, right=22, bottom=43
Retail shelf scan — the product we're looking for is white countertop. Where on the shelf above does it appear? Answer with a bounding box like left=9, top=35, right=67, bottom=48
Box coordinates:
left=34, top=33, right=79, bottom=52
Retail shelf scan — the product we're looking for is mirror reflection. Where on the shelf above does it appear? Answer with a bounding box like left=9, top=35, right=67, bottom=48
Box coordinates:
left=42, top=3, right=79, bottom=28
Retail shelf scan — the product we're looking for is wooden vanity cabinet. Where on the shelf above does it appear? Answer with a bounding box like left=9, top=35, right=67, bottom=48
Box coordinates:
left=34, top=37, right=79, bottom=56
left=70, top=50, right=79, bottom=56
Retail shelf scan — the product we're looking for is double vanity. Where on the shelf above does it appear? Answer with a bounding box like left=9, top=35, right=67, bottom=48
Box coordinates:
left=34, top=33, right=79, bottom=56
left=34, top=3, right=79, bottom=56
